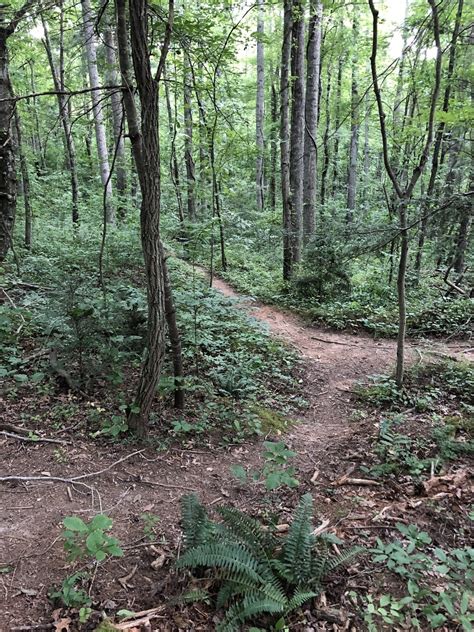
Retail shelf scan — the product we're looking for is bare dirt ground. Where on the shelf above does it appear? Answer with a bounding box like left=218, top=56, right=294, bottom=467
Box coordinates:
left=1, top=276, right=472, bottom=631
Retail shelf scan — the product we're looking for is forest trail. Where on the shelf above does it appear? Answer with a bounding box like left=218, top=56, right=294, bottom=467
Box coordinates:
left=208, top=272, right=473, bottom=457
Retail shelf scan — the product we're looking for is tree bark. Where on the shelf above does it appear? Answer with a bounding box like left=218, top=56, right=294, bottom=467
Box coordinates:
left=0, top=33, right=16, bottom=262
left=288, top=0, right=305, bottom=268
left=81, top=0, right=114, bottom=224
left=41, top=14, right=80, bottom=225
left=255, top=0, right=265, bottom=213
left=331, top=53, right=343, bottom=196
left=320, top=61, right=331, bottom=207
left=369, top=0, right=442, bottom=388
left=183, top=50, right=197, bottom=221
left=269, top=66, right=278, bottom=216
left=280, top=0, right=292, bottom=279
left=164, top=67, right=186, bottom=231
left=102, top=0, right=127, bottom=214
left=302, top=0, right=322, bottom=241
left=346, top=5, right=359, bottom=220
left=14, top=110, right=32, bottom=249
left=414, top=0, right=464, bottom=275
left=116, top=0, right=182, bottom=435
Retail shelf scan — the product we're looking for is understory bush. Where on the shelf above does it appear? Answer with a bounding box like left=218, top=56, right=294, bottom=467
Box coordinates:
left=176, top=493, right=362, bottom=631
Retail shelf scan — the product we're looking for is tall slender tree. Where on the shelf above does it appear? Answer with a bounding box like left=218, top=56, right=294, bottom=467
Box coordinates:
left=280, top=0, right=292, bottom=280
left=302, top=0, right=322, bottom=241
left=346, top=4, right=359, bottom=220
left=255, top=0, right=265, bottom=213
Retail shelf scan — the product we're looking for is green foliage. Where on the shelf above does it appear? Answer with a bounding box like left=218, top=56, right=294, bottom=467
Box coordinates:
left=49, top=572, right=91, bottom=608
left=176, top=493, right=362, bottom=631
left=231, top=441, right=299, bottom=491
left=141, top=513, right=160, bottom=541
left=62, top=514, right=123, bottom=562
left=365, top=523, right=474, bottom=630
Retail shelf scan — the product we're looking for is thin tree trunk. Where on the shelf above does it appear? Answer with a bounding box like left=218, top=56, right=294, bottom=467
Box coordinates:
left=116, top=0, right=182, bottom=435
left=269, top=66, right=278, bottom=215
left=102, top=0, right=127, bottom=214
left=331, top=54, right=343, bottom=196
left=369, top=0, right=442, bottom=388
left=302, top=0, right=322, bottom=242
left=81, top=0, right=114, bottom=224
left=414, top=0, right=464, bottom=275
left=164, top=67, right=186, bottom=231
left=42, top=15, right=80, bottom=225
left=289, top=0, right=305, bottom=268
left=346, top=5, right=359, bottom=220
left=0, top=33, right=16, bottom=262
left=183, top=51, right=197, bottom=221
left=280, top=0, right=292, bottom=279
left=14, top=110, right=32, bottom=249
left=255, top=0, right=265, bottom=213
left=320, top=61, right=331, bottom=207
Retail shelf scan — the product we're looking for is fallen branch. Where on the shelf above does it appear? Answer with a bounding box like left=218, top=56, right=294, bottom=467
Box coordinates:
left=310, top=336, right=359, bottom=347
left=333, top=475, right=381, bottom=487
left=0, top=449, right=145, bottom=488
left=0, top=431, right=68, bottom=445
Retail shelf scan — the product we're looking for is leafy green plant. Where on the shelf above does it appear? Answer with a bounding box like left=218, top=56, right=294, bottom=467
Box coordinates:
left=49, top=572, right=91, bottom=608
left=62, top=514, right=123, bottom=562
left=231, top=441, right=299, bottom=491
left=141, top=512, right=160, bottom=541
left=366, top=523, right=474, bottom=630
left=176, top=493, right=362, bottom=631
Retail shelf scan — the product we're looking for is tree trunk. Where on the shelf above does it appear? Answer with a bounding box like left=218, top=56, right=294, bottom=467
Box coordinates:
left=320, top=61, right=331, bottom=208
left=302, top=0, right=322, bottom=242
left=81, top=0, right=114, bottom=224
left=183, top=51, right=197, bottom=221
left=41, top=15, right=80, bottom=225
left=280, top=0, right=292, bottom=280
left=331, top=54, right=343, bottom=196
left=164, top=67, right=186, bottom=231
left=102, top=0, right=127, bottom=214
left=14, top=110, right=32, bottom=249
left=288, top=0, right=305, bottom=268
left=414, top=0, right=464, bottom=275
left=346, top=5, right=359, bottom=220
left=0, top=33, right=16, bottom=262
left=255, top=0, right=265, bottom=213
left=116, top=0, right=181, bottom=435
left=269, top=66, right=278, bottom=215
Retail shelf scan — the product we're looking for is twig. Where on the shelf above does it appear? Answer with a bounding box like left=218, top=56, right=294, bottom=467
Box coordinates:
left=310, top=336, right=359, bottom=347
left=0, top=431, right=69, bottom=445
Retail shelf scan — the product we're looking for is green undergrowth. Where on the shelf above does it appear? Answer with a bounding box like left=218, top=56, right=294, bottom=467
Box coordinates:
left=0, top=223, right=301, bottom=444
left=206, top=241, right=473, bottom=339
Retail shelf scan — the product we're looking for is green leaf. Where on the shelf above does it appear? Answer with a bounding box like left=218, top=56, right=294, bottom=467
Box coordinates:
left=63, top=516, right=87, bottom=532
left=90, top=515, right=113, bottom=531
left=230, top=464, right=247, bottom=481
left=379, top=595, right=391, bottom=607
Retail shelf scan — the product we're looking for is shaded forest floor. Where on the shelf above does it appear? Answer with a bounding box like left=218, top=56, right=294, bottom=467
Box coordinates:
left=1, top=272, right=472, bottom=631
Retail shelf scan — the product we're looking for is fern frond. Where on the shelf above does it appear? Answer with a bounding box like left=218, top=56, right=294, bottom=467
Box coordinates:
left=217, top=592, right=286, bottom=632
left=217, top=506, right=276, bottom=556
left=325, top=546, right=364, bottom=573
left=286, top=589, right=318, bottom=612
left=180, top=494, right=212, bottom=549
left=282, top=493, right=314, bottom=584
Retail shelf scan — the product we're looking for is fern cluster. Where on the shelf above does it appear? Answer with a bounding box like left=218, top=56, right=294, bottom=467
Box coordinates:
left=176, top=494, right=362, bottom=631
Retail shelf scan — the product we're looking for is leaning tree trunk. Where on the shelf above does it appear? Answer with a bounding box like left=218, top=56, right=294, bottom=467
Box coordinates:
left=0, top=32, right=16, bottom=262
left=302, top=0, right=322, bottom=242
left=346, top=5, right=359, bottom=220
left=269, top=66, right=278, bottom=216
left=331, top=53, right=343, bottom=197
left=81, top=0, right=114, bottom=224
left=255, top=0, right=265, bottom=213
left=288, top=0, right=305, bottom=267
left=280, top=0, right=292, bottom=280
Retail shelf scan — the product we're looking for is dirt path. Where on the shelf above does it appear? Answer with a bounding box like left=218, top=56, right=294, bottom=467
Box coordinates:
left=1, top=274, right=471, bottom=629
left=209, top=274, right=472, bottom=455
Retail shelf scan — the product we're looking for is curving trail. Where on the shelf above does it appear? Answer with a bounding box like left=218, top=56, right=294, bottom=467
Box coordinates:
left=209, top=273, right=473, bottom=455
